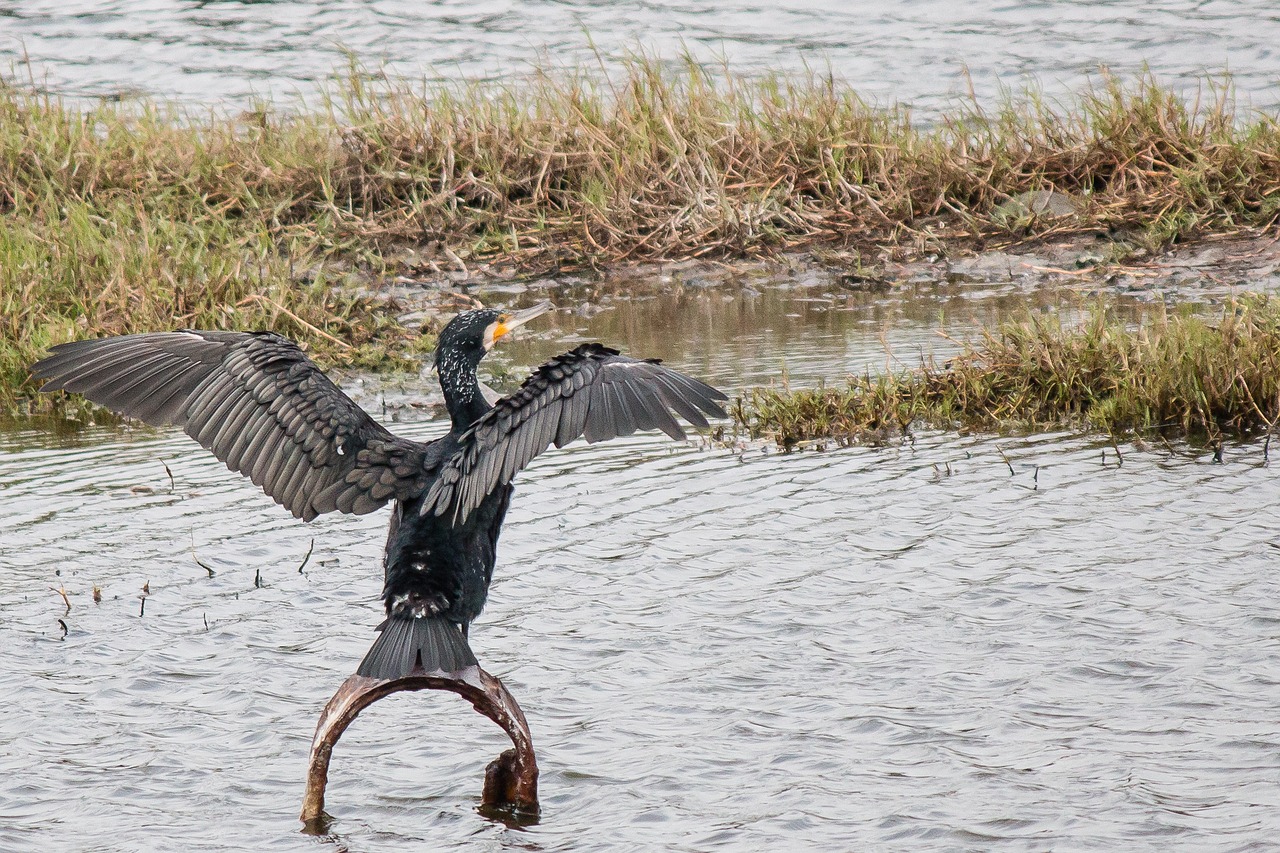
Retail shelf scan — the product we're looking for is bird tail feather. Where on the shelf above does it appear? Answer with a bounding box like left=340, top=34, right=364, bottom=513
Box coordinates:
left=356, top=617, right=477, bottom=680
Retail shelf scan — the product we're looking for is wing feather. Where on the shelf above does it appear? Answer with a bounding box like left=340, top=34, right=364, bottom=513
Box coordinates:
left=191, top=375, right=242, bottom=445
left=216, top=393, right=259, bottom=468
left=583, top=373, right=614, bottom=443
left=31, top=330, right=436, bottom=519
left=82, top=352, right=179, bottom=403
left=608, top=378, right=644, bottom=437
left=651, top=372, right=715, bottom=428
left=241, top=409, right=278, bottom=485
left=422, top=343, right=726, bottom=524
left=555, top=386, right=589, bottom=447
left=131, top=360, right=210, bottom=423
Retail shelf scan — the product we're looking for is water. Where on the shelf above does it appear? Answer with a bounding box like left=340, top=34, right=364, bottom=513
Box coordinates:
left=2, top=272, right=1279, bottom=851
left=3, top=1, right=1280, bottom=114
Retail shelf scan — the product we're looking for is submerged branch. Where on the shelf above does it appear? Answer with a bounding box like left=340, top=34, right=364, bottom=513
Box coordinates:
left=301, top=666, right=539, bottom=832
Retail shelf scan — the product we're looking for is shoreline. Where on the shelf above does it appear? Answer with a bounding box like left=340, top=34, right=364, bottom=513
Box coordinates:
left=14, top=230, right=1280, bottom=442
left=4, top=61, right=1279, bottom=421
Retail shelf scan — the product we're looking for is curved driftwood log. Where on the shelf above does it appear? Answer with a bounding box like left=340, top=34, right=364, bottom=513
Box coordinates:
left=300, top=664, right=539, bottom=828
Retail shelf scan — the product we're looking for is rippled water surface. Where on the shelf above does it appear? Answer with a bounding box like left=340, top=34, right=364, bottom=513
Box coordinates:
left=3, top=1, right=1280, bottom=112
left=3, top=275, right=1280, bottom=851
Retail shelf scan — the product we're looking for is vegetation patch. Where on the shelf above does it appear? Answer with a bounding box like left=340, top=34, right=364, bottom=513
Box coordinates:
left=737, top=297, right=1280, bottom=448
left=4, top=56, right=1280, bottom=416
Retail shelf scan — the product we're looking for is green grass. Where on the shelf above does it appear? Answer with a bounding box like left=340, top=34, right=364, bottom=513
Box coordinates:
left=738, top=297, right=1280, bottom=448
left=4, top=56, right=1280, bottom=416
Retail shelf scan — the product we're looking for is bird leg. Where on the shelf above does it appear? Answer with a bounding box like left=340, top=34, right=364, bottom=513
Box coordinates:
left=300, top=665, right=539, bottom=829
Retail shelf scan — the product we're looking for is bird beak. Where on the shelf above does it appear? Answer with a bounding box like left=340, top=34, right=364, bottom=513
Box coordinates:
left=492, top=301, right=553, bottom=343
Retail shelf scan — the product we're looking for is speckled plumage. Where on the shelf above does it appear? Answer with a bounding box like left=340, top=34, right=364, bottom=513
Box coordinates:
left=31, top=306, right=728, bottom=678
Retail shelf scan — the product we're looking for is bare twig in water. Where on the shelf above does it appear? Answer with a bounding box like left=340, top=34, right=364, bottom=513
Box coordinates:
left=297, top=538, right=315, bottom=574
left=191, top=531, right=215, bottom=577
left=160, top=459, right=175, bottom=493
left=51, top=586, right=71, bottom=614
left=1109, top=436, right=1124, bottom=466
left=996, top=446, right=1015, bottom=476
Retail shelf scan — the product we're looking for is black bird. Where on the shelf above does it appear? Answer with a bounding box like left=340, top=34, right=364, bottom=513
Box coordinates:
left=30, top=302, right=727, bottom=679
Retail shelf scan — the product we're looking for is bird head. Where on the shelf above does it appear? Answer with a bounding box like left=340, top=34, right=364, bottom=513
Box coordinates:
left=434, top=301, right=553, bottom=370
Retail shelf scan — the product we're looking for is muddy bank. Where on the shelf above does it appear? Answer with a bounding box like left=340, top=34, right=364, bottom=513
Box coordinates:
left=367, top=228, right=1280, bottom=324
left=302, top=230, right=1280, bottom=434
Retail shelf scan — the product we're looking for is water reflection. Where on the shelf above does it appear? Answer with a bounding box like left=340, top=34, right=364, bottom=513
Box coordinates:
left=485, top=264, right=1120, bottom=394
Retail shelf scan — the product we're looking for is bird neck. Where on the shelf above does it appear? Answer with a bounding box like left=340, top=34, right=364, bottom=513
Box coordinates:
left=437, top=351, right=491, bottom=431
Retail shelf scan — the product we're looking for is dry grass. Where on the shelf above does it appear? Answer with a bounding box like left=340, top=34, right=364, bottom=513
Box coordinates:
left=309, top=61, right=1280, bottom=261
left=4, top=56, right=1280, bottom=415
left=739, top=297, right=1280, bottom=448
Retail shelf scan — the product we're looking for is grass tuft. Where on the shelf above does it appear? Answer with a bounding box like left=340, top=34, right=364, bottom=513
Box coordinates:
left=739, top=297, right=1280, bottom=448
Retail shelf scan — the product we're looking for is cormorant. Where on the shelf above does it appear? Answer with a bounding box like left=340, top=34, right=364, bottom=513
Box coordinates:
left=30, top=302, right=727, bottom=679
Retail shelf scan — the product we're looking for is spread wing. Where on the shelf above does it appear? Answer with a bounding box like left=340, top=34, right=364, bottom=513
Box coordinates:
left=422, top=343, right=727, bottom=524
left=31, top=331, right=435, bottom=521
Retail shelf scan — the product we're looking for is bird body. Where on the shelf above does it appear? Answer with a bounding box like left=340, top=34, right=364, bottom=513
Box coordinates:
left=30, top=302, right=727, bottom=681
left=383, top=471, right=513, bottom=626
